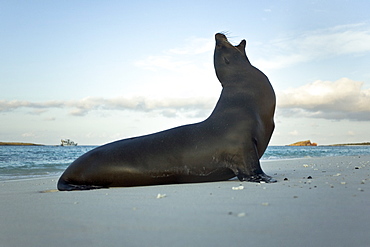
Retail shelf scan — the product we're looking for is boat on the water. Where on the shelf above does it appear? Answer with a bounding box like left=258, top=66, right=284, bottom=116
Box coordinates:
left=60, top=139, right=77, bottom=146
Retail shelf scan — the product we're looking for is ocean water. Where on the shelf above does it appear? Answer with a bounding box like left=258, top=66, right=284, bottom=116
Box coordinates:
left=0, top=145, right=369, bottom=181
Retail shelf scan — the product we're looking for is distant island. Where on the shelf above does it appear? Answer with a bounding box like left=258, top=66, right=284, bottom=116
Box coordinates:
left=0, top=139, right=78, bottom=146
left=328, top=142, right=370, bottom=146
left=286, top=140, right=370, bottom=146
left=287, top=140, right=318, bottom=146
left=0, top=142, right=44, bottom=146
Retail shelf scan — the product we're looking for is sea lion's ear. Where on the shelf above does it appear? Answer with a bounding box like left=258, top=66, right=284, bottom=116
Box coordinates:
left=236, top=40, right=246, bottom=54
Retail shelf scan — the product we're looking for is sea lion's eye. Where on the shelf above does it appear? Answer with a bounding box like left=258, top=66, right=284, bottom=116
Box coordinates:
left=224, top=57, right=230, bottom=64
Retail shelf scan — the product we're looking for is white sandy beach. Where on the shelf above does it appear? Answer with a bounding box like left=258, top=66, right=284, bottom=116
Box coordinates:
left=1, top=155, right=369, bottom=247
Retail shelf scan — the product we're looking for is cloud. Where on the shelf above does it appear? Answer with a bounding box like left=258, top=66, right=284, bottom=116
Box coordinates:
left=135, top=37, right=213, bottom=72
left=347, top=131, right=355, bottom=136
left=4, top=78, right=369, bottom=122
left=0, top=100, right=64, bottom=112
left=278, top=78, right=370, bottom=121
left=133, top=35, right=220, bottom=101
left=134, top=55, right=194, bottom=72
left=43, top=117, right=56, bottom=121
left=22, top=132, right=36, bottom=137
left=29, top=109, right=48, bottom=115
left=254, top=23, right=370, bottom=69
left=289, top=130, right=299, bottom=136
left=168, top=37, right=214, bottom=55
left=1, top=36, right=220, bottom=119
left=0, top=96, right=217, bottom=118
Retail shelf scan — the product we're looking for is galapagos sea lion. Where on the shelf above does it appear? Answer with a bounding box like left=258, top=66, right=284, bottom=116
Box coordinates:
left=57, top=33, right=276, bottom=191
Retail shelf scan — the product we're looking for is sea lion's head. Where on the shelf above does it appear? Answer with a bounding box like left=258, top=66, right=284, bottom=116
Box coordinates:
left=214, top=33, right=250, bottom=87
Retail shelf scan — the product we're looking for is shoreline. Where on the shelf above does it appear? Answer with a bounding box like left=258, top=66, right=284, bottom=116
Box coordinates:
left=1, top=155, right=369, bottom=247
left=1, top=154, right=369, bottom=182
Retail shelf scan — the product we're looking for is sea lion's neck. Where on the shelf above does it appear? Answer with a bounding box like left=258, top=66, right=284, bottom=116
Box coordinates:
left=207, top=86, right=257, bottom=121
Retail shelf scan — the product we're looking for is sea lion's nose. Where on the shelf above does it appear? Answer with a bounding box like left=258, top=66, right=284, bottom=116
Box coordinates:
left=215, top=33, right=228, bottom=46
left=215, top=33, right=226, bottom=39
left=215, top=33, right=226, bottom=41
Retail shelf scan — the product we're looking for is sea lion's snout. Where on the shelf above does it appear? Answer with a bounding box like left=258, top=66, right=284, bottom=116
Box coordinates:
left=215, top=33, right=229, bottom=46
left=215, top=33, right=227, bottom=40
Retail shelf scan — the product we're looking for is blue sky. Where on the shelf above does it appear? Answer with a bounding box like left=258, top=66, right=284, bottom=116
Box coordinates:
left=1, top=0, right=370, bottom=145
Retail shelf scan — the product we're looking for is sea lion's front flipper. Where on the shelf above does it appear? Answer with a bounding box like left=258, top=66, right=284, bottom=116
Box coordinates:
left=239, top=170, right=277, bottom=183
left=236, top=141, right=277, bottom=183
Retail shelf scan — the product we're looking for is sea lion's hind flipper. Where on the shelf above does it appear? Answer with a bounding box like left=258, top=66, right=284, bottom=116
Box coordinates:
left=57, top=179, right=107, bottom=191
